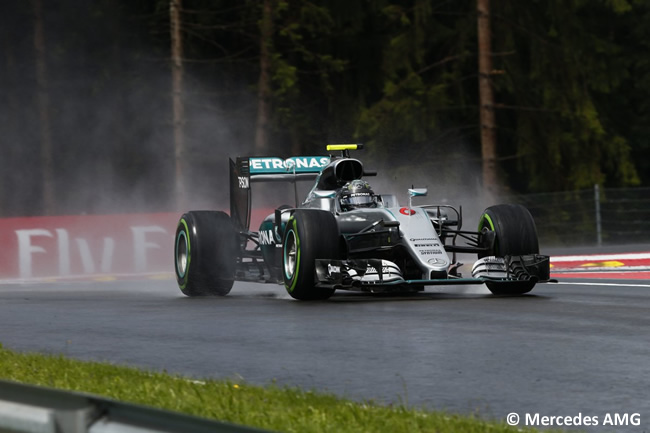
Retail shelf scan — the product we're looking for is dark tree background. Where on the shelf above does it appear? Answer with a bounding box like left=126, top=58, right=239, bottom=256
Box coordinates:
left=1, top=0, right=647, bottom=217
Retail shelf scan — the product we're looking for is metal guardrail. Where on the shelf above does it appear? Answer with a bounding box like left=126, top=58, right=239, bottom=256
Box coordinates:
left=0, top=380, right=271, bottom=433
left=504, top=186, right=650, bottom=247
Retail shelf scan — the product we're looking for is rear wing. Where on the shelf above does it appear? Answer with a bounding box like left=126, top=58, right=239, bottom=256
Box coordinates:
left=229, top=156, right=330, bottom=231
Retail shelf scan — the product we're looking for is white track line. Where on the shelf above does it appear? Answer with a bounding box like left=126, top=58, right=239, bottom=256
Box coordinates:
left=0, top=272, right=174, bottom=285
left=550, top=281, right=650, bottom=288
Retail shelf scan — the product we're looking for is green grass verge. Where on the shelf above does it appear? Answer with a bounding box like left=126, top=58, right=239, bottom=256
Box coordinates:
left=0, top=344, right=549, bottom=433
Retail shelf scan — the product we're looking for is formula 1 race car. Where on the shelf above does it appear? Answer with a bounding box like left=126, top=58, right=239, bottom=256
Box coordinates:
left=174, top=144, right=550, bottom=300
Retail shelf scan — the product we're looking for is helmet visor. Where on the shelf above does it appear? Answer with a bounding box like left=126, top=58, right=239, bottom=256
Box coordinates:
left=342, top=193, right=376, bottom=208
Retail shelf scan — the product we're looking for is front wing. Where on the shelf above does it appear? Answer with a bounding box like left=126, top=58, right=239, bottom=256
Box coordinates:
left=314, top=255, right=550, bottom=291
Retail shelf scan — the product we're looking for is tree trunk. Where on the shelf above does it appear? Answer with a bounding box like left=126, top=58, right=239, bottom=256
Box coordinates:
left=1, top=38, right=16, bottom=217
left=32, top=0, right=55, bottom=215
left=170, top=0, right=185, bottom=209
left=477, top=0, right=498, bottom=196
left=255, top=0, right=273, bottom=154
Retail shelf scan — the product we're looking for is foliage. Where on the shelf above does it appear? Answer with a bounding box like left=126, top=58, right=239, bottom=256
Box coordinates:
left=492, top=0, right=642, bottom=191
left=356, top=2, right=477, bottom=152
left=1, top=0, right=650, bottom=217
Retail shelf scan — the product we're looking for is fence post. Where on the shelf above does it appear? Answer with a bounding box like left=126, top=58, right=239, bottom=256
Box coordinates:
left=594, top=184, right=602, bottom=246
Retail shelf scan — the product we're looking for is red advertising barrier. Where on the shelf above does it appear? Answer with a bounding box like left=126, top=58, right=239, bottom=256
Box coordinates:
left=0, top=210, right=274, bottom=281
left=0, top=213, right=179, bottom=280
left=3, top=212, right=648, bottom=281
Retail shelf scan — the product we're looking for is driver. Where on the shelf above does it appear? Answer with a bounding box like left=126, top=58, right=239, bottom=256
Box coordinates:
left=339, top=179, right=378, bottom=211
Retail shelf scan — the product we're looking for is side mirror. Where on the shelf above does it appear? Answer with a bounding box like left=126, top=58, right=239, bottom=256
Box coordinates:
left=408, top=188, right=427, bottom=197
left=407, top=188, right=427, bottom=215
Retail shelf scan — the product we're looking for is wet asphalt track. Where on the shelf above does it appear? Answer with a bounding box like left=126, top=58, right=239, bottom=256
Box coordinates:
left=1, top=273, right=649, bottom=432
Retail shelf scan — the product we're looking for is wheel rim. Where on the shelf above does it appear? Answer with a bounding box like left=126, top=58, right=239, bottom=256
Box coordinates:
left=176, top=231, right=188, bottom=278
left=284, top=229, right=297, bottom=280
left=479, top=213, right=498, bottom=256
left=479, top=213, right=495, bottom=232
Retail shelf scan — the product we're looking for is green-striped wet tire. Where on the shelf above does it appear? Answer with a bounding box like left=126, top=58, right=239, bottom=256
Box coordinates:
left=174, top=211, right=237, bottom=296
left=478, top=204, right=539, bottom=295
left=282, top=210, right=339, bottom=301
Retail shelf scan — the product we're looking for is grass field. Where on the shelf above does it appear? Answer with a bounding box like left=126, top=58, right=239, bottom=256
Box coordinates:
left=0, top=344, right=552, bottom=433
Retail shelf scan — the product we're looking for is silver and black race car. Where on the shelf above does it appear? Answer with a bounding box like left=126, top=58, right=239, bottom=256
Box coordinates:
left=174, top=144, right=550, bottom=300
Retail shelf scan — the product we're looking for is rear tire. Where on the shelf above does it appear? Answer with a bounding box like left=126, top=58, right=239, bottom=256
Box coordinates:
left=282, top=210, right=339, bottom=300
left=174, top=211, right=237, bottom=296
left=478, top=204, right=539, bottom=295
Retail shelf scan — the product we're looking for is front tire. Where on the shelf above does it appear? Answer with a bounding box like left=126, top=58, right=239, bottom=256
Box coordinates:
left=478, top=204, right=539, bottom=295
left=174, top=211, right=237, bottom=296
left=282, top=210, right=339, bottom=300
